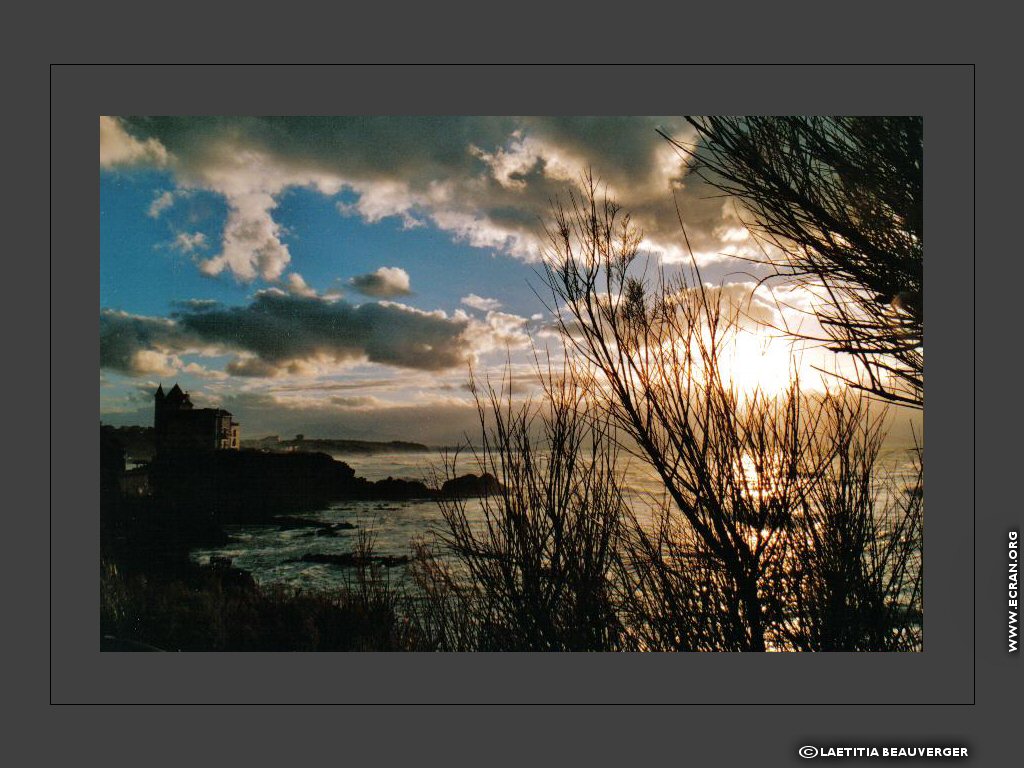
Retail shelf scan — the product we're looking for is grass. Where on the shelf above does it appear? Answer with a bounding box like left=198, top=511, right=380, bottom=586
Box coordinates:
left=101, top=529, right=417, bottom=652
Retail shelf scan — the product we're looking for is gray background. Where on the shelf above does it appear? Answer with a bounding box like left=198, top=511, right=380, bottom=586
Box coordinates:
left=56, top=64, right=972, bottom=705
left=28, top=14, right=1014, bottom=762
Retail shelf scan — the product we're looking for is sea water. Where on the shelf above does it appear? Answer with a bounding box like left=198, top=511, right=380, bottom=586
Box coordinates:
left=190, top=448, right=920, bottom=592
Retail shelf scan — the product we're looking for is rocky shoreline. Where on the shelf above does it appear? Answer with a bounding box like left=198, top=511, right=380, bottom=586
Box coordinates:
left=100, top=442, right=506, bottom=651
left=102, top=431, right=503, bottom=573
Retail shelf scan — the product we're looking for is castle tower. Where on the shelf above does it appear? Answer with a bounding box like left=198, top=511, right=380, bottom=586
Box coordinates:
left=154, top=382, right=237, bottom=455
left=155, top=383, right=193, bottom=455
left=164, top=383, right=193, bottom=410
left=154, top=384, right=166, bottom=436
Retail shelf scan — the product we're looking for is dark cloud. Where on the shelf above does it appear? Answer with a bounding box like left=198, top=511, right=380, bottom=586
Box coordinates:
left=100, top=310, right=193, bottom=374
left=101, top=291, right=475, bottom=378
left=522, top=116, right=679, bottom=183
left=121, top=116, right=518, bottom=180
left=224, top=356, right=286, bottom=378
left=175, top=291, right=470, bottom=371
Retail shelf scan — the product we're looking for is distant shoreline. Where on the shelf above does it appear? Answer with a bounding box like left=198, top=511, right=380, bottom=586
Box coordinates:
left=244, top=437, right=432, bottom=455
left=99, top=424, right=479, bottom=461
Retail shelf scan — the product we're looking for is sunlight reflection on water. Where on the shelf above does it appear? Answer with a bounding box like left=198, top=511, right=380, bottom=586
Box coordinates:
left=190, top=447, right=920, bottom=591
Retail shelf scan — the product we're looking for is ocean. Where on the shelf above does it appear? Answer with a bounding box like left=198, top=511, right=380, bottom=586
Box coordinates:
left=190, top=447, right=920, bottom=592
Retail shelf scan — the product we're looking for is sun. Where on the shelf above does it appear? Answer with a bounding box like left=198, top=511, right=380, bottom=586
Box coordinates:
left=640, top=327, right=807, bottom=400
left=717, top=332, right=797, bottom=396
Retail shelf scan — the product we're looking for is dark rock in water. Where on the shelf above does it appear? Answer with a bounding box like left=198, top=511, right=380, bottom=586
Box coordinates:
left=359, top=476, right=436, bottom=501
left=273, top=516, right=324, bottom=531
left=313, top=523, right=357, bottom=537
left=272, top=518, right=356, bottom=536
left=441, top=472, right=504, bottom=498
left=289, top=552, right=410, bottom=568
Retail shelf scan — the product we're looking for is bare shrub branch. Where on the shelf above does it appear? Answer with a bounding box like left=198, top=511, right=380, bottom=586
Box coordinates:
left=669, top=117, right=923, bottom=407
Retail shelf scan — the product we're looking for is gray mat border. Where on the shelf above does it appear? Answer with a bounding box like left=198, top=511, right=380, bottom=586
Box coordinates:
left=52, top=63, right=973, bottom=705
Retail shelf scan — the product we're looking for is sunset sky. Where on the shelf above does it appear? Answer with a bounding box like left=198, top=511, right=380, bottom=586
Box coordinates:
left=99, top=116, right=861, bottom=444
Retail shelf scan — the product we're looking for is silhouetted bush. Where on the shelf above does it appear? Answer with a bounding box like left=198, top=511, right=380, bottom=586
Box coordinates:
left=414, top=364, right=627, bottom=651
left=101, top=530, right=416, bottom=652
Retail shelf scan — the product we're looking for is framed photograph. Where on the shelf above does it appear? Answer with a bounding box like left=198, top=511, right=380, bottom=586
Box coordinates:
left=99, top=114, right=925, bottom=656
left=48, top=63, right=1012, bottom=766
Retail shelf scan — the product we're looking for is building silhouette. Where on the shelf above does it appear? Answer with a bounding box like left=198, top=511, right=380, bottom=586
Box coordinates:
left=154, top=383, right=240, bottom=454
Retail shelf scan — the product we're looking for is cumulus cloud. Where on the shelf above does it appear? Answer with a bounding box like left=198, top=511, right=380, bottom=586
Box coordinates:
left=285, top=272, right=317, bottom=298
left=171, top=231, right=207, bottom=253
left=480, top=311, right=531, bottom=350
left=100, top=116, right=169, bottom=169
left=461, top=293, right=502, bottom=311
left=105, top=117, right=751, bottom=283
left=672, top=281, right=832, bottom=343
left=197, top=191, right=293, bottom=281
left=148, top=190, right=177, bottom=218
left=181, top=361, right=227, bottom=380
left=130, top=349, right=182, bottom=377
left=453, top=307, right=533, bottom=355
left=670, top=282, right=782, bottom=329
left=225, top=356, right=290, bottom=378
left=349, top=266, right=412, bottom=298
